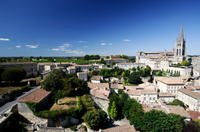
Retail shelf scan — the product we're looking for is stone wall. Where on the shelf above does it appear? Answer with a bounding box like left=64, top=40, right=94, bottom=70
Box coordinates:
left=18, top=103, right=47, bottom=125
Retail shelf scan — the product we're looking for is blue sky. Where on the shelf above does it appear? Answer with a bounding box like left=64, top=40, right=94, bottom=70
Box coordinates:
left=0, top=0, right=200, bottom=56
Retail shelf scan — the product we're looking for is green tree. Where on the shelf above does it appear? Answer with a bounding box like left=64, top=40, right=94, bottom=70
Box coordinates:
left=83, top=109, right=108, bottom=130
left=63, top=76, right=88, bottom=97
left=1, top=67, right=26, bottom=83
left=181, top=60, right=190, bottom=66
left=42, top=69, right=65, bottom=91
left=133, top=110, right=184, bottom=132
left=0, top=67, right=4, bottom=84
left=83, top=55, right=90, bottom=60
left=128, top=72, right=142, bottom=85
left=109, top=101, right=118, bottom=119
left=100, top=58, right=106, bottom=65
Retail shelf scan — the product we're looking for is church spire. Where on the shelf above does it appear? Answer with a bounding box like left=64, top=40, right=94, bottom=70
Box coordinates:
left=179, top=25, right=184, bottom=39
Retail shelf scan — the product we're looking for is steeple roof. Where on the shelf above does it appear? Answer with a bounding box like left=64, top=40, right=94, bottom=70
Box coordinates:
left=178, top=25, right=184, bottom=41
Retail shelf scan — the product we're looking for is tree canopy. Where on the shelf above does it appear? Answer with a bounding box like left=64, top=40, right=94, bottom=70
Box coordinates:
left=83, top=55, right=100, bottom=60
left=42, top=69, right=65, bottom=91
left=83, top=109, right=108, bottom=130
left=1, top=67, right=26, bottom=83
left=181, top=60, right=190, bottom=66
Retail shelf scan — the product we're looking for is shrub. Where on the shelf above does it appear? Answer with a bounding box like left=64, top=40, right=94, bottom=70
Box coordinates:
left=167, top=99, right=186, bottom=109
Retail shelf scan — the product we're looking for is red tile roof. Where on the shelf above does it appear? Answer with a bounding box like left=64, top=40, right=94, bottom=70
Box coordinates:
left=187, top=111, right=200, bottom=121
left=19, top=89, right=51, bottom=103
left=102, top=124, right=137, bottom=132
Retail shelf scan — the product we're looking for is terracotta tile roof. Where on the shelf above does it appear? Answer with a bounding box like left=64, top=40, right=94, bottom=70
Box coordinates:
left=125, top=86, right=156, bottom=96
left=143, top=105, right=191, bottom=118
left=167, top=105, right=191, bottom=118
left=88, top=82, right=109, bottom=89
left=179, top=88, right=200, bottom=100
left=142, top=104, right=167, bottom=113
left=91, top=76, right=103, bottom=81
left=19, top=89, right=51, bottom=103
left=102, top=124, right=137, bottom=132
left=187, top=111, right=200, bottom=121
left=110, top=84, right=124, bottom=89
left=90, top=87, right=110, bottom=100
left=155, top=77, right=185, bottom=85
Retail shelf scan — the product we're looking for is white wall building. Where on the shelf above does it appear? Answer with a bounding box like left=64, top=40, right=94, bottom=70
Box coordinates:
left=115, top=63, right=145, bottom=70
left=125, top=85, right=157, bottom=104
left=177, top=88, right=200, bottom=112
left=154, top=77, right=185, bottom=95
left=77, top=72, right=88, bottom=81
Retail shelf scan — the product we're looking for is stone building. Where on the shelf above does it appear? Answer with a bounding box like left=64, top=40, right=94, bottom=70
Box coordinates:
left=0, top=62, right=38, bottom=77
left=136, top=26, right=187, bottom=70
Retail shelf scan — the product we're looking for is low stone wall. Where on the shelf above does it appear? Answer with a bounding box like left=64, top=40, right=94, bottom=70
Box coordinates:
left=18, top=103, right=47, bottom=125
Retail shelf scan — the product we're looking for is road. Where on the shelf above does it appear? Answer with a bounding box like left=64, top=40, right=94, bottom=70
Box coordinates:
left=0, top=85, right=41, bottom=115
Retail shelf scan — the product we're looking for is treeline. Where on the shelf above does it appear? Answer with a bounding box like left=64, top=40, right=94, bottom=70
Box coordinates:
left=91, top=66, right=151, bottom=85
left=83, top=55, right=100, bottom=60
left=0, top=67, right=26, bottom=84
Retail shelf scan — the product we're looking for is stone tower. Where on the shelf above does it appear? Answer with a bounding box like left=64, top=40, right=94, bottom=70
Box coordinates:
left=174, top=25, right=186, bottom=63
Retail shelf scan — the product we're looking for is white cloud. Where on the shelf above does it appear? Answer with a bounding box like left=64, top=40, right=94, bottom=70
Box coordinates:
left=100, top=42, right=106, bottom=46
left=0, top=38, right=10, bottom=41
left=16, top=45, right=21, bottom=48
left=52, top=48, right=60, bottom=51
left=123, top=39, right=131, bottom=42
left=78, top=40, right=87, bottom=43
left=51, top=43, right=84, bottom=55
left=25, top=44, right=38, bottom=48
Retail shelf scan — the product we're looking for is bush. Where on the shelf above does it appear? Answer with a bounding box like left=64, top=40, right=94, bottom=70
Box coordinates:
left=167, top=99, right=186, bottom=109
left=1, top=67, right=26, bottom=83
left=181, top=60, right=190, bottom=66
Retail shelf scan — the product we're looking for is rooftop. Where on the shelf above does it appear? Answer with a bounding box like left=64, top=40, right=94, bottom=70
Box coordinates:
left=125, top=85, right=156, bottom=96
left=19, top=89, right=51, bottom=103
left=187, top=111, right=200, bottom=121
left=91, top=76, right=103, bottom=81
left=155, top=77, right=185, bottom=85
left=102, top=124, right=137, bottom=132
left=179, top=88, right=200, bottom=100
left=167, top=105, right=191, bottom=118
left=88, top=82, right=109, bottom=89
left=90, top=86, right=110, bottom=100
left=159, top=93, right=175, bottom=97
left=110, top=84, right=124, bottom=89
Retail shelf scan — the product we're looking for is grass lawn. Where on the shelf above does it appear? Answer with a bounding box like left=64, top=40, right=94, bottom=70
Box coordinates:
left=50, top=97, right=77, bottom=111
left=0, top=86, right=22, bottom=96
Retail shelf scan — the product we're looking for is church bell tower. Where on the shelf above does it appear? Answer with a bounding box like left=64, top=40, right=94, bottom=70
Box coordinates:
left=174, top=25, right=186, bottom=63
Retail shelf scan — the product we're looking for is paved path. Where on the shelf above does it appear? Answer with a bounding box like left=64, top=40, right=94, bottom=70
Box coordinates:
left=0, top=85, right=41, bottom=115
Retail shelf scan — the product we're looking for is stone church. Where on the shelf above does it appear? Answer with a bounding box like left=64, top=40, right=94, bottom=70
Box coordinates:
left=136, top=26, right=187, bottom=70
